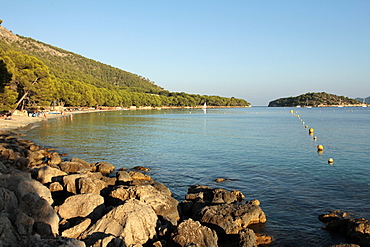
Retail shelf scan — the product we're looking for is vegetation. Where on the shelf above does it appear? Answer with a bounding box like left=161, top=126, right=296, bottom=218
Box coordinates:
left=268, top=92, right=361, bottom=107
left=0, top=26, right=250, bottom=111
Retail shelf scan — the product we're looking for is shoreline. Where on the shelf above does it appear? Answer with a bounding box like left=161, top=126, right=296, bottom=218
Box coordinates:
left=0, top=105, right=249, bottom=131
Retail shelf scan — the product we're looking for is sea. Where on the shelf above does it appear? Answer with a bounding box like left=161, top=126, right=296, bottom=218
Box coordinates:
left=20, top=107, right=370, bottom=246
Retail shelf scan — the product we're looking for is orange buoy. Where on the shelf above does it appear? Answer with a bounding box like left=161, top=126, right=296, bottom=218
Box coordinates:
left=313, top=136, right=317, bottom=140
left=328, top=158, right=334, bottom=164
left=317, top=145, right=324, bottom=151
left=309, top=128, right=314, bottom=134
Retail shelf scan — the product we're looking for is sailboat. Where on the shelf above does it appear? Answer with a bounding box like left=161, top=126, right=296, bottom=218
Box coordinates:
left=203, top=102, right=207, bottom=109
left=362, top=98, right=367, bottom=107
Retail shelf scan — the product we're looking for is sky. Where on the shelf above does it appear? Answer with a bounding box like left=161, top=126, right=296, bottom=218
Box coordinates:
left=1, top=0, right=369, bottom=105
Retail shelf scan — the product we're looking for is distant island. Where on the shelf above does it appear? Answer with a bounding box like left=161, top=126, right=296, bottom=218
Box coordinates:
left=0, top=24, right=250, bottom=112
left=268, top=92, right=365, bottom=107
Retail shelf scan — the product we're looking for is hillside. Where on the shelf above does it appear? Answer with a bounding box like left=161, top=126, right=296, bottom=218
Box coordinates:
left=268, top=92, right=361, bottom=107
left=0, top=25, right=250, bottom=110
left=0, top=26, right=162, bottom=94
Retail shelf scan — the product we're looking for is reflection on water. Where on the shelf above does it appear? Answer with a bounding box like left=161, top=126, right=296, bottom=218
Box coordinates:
left=22, top=107, right=370, bottom=246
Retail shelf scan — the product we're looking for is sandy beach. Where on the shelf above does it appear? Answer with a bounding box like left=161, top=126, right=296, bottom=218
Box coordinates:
left=0, top=114, right=64, bottom=131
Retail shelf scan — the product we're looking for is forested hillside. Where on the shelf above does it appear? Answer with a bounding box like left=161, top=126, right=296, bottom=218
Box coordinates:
left=0, top=25, right=250, bottom=111
left=268, top=92, right=361, bottom=107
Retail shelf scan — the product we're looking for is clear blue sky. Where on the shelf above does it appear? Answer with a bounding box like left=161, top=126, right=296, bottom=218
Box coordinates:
left=2, top=0, right=369, bottom=105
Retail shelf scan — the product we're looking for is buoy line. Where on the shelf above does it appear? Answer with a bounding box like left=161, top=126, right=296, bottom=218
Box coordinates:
left=290, top=110, right=366, bottom=216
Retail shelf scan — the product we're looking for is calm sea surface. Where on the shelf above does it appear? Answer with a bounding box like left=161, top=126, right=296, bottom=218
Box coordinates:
left=21, top=107, right=370, bottom=246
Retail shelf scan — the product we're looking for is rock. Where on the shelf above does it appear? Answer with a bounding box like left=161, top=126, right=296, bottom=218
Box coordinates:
left=170, top=218, right=218, bottom=247
left=215, top=178, right=225, bottom=183
left=101, top=176, right=117, bottom=186
left=239, top=228, right=257, bottom=247
left=37, top=165, right=67, bottom=184
left=63, top=173, right=89, bottom=194
left=81, top=199, right=157, bottom=246
left=18, top=192, right=59, bottom=236
left=60, top=161, right=91, bottom=173
left=15, top=211, right=34, bottom=236
left=0, top=215, right=19, bottom=246
left=0, top=173, right=54, bottom=205
left=231, top=189, right=245, bottom=202
left=129, top=171, right=153, bottom=181
left=71, top=157, right=91, bottom=168
left=94, top=161, right=115, bottom=174
left=57, top=193, right=105, bottom=220
left=187, top=185, right=214, bottom=202
left=133, top=166, right=151, bottom=172
left=49, top=182, right=64, bottom=192
left=151, top=182, right=172, bottom=197
left=135, top=185, right=180, bottom=221
left=116, top=170, right=133, bottom=183
left=0, top=187, right=18, bottom=213
left=78, top=177, right=107, bottom=194
left=109, top=185, right=180, bottom=221
left=29, top=238, right=87, bottom=247
left=211, top=188, right=237, bottom=204
left=61, top=218, right=91, bottom=239
left=196, top=203, right=267, bottom=234
left=48, top=152, right=62, bottom=165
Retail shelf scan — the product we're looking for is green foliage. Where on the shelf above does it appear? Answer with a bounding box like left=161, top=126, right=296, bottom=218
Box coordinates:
left=0, top=26, right=250, bottom=108
left=268, top=92, right=361, bottom=107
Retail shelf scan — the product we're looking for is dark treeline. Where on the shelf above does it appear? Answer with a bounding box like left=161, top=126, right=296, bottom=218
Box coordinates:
left=0, top=26, right=250, bottom=111
left=268, top=92, right=360, bottom=107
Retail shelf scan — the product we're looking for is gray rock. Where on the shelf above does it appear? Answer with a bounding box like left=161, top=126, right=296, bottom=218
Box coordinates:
left=18, top=192, right=59, bottom=236
left=57, top=193, right=105, bottom=220
left=0, top=215, right=19, bottom=246
left=15, top=211, right=34, bottom=236
left=171, top=218, right=218, bottom=247
left=196, top=203, right=267, bottom=234
left=0, top=173, right=53, bottom=205
left=81, top=199, right=157, bottom=246
left=0, top=187, right=18, bottom=213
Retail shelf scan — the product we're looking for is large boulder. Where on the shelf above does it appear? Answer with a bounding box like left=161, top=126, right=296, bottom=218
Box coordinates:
left=0, top=187, right=18, bottom=213
left=0, top=215, right=19, bottom=246
left=57, top=193, right=105, bottom=220
left=93, top=161, right=115, bottom=174
left=239, top=228, right=257, bottom=247
left=60, top=161, right=92, bottom=173
left=18, top=192, right=59, bottom=236
left=109, top=185, right=180, bottom=221
left=0, top=173, right=53, bottom=205
left=37, top=165, right=67, bottom=184
left=47, top=152, right=62, bottom=166
left=81, top=199, right=157, bottom=246
left=170, top=218, right=218, bottom=247
left=61, top=218, right=92, bottom=239
left=128, top=171, right=153, bottom=181
left=135, top=185, right=180, bottom=221
left=196, top=203, right=267, bottom=234
left=63, top=173, right=89, bottom=194
left=78, top=177, right=107, bottom=194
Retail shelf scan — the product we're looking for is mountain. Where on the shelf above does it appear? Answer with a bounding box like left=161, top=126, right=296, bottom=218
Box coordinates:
left=268, top=92, right=361, bottom=107
left=0, top=25, right=250, bottom=110
left=355, top=97, right=370, bottom=104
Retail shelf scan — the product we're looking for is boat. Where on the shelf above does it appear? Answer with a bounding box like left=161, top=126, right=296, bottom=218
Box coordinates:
left=202, top=102, right=207, bottom=109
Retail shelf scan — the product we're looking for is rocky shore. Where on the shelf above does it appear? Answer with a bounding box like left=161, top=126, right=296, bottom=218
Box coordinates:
left=0, top=130, right=271, bottom=247
left=1, top=127, right=369, bottom=247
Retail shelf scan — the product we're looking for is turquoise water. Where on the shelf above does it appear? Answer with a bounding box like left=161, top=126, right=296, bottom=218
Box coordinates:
left=22, top=107, right=370, bottom=246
